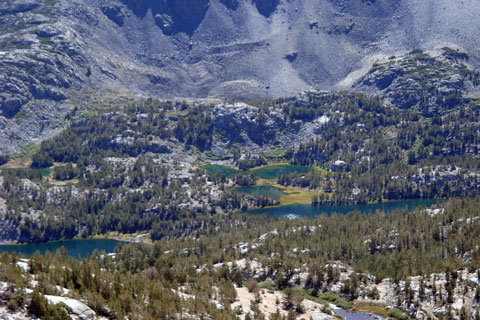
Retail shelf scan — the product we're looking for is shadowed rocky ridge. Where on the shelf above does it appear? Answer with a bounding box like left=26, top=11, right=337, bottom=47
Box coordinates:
left=120, top=0, right=210, bottom=35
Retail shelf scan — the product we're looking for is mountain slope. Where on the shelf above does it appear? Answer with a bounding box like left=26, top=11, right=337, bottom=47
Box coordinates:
left=2, top=0, right=480, bottom=152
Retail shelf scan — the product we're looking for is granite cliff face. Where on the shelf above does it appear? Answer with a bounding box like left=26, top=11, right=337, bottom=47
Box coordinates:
left=1, top=0, right=480, bottom=152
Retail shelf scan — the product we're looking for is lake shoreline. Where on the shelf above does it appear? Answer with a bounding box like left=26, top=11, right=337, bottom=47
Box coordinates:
left=247, top=198, right=443, bottom=218
left=248, top=197, right=444, bottom=211
left=0, top=238, right=121, bottom=258
left=0, top=232, right=151, bottom=246
left=0, top=199, right=441, bottom=249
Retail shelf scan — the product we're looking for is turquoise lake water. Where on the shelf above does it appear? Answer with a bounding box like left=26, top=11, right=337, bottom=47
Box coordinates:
left=0, top=199, right=440, bottom=257
left=248, top=198, right=440, bottom=218
left=0, top=239, right=121, bottom=258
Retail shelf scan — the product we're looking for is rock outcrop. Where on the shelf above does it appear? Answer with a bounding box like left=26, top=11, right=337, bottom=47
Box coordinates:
left=0, top=0, right=90, bottom=153
left=121, top=0, right=210, bottom=35
left=101, top=4, right=127, bottom=26
left=353, top=49, right=480, bottom=115
left=45, top=295, right=96, bottom=320
left=211, top=103, right=282, bottom=145
left=208, top=95, right=337, bottom=153
left=0, top=5, right=87, bottom=118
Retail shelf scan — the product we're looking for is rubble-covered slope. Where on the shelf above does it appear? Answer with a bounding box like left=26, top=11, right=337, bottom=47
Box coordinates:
left=3, top=0, right=480, bottom=152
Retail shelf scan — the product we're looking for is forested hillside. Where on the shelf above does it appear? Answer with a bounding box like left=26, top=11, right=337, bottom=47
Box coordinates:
left=2, top=52, right=480, bottom=243
left=2, top=197, right=480, bottom=319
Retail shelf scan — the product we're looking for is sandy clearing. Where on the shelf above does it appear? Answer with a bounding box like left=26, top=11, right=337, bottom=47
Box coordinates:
left=232, top=286, right=335, bottom=320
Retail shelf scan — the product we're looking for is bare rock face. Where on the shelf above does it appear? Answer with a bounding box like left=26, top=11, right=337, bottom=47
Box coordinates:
left=0, top=43, right=79, bottom=114
left=0, top=0, right=89, bottom=153
left=0, top=13, right=86, bottom=115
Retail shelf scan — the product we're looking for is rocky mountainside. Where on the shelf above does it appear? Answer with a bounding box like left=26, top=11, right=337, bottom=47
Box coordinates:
left=2, top=0, right=480, bottom=152
left=353, top=48, right=480, bottom=116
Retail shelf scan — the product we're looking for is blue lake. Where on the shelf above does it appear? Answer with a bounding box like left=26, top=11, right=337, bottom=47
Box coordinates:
left=248, top=198, right=441, bottom=218
left=0, top=199, right=441, bottom=257
left=0, top=239, right=121, bottom=258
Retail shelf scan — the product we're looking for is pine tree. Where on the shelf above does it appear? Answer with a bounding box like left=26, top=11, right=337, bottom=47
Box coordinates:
left=419, top=279, right=425, bottom=301
left=28, top=289, right=46, bottom=317
left=460, top=306, right=468, bottom=320
left=233, top=270, right=243, bottom=287
left=269, top=308, right=282, bottom=320
left=286, top=310, right=297, bottom=320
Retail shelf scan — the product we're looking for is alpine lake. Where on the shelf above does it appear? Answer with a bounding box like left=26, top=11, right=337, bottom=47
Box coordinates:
left=0, top=198, right=439, bottom=258
left=0, top=162, right=441, bottom=258
left=0, top=238, right=121, bottom=258
left=248, top=198, right=440, bottom=218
